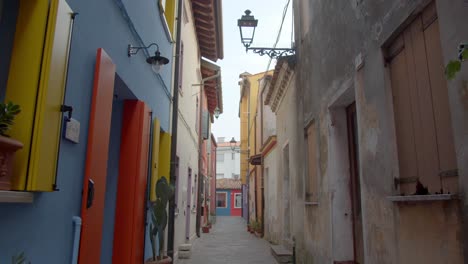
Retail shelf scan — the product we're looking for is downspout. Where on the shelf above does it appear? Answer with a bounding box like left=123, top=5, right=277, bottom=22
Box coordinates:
left=196, top=73, right=221, bottom=237
left=167, top=0, right=184, bottom=258
left=71, top=216, right=82, bottom=264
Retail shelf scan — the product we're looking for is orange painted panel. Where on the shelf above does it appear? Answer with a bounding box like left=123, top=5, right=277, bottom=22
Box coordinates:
left=78, top=49, right=116, bottom=264
left=113, top=100, right=151, bottom=264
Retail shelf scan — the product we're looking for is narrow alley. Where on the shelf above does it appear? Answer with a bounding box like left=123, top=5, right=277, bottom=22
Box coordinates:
left=177, top=217, right=276, bottom=264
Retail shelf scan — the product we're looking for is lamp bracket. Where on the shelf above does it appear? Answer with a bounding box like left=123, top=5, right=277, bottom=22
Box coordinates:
left=128, top=43, right=160, bottom=57
left=246, top=47, right=295, bottom=59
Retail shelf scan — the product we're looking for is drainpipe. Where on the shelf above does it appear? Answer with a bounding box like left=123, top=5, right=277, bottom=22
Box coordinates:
left=167, top=0, right=183, bottom=259
left=71, top=216, right=82, bottom=264
left=196, top=73, right=221, bottom=237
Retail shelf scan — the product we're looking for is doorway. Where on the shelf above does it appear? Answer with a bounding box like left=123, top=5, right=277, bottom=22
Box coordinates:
left=185, top=168, right=192, bottom=241
left=282, top=144, right=291, bottom=240
left=346, top=102, right=364, bottom=264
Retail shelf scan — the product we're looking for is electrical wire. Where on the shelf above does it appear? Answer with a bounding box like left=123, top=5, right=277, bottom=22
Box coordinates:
left=264, top=0, right=291, bottom=72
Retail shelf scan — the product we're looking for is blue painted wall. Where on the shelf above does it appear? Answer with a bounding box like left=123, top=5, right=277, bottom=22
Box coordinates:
left=0, top=0, right=173, bottom=262
left=216, top=189, right=231, bottom=216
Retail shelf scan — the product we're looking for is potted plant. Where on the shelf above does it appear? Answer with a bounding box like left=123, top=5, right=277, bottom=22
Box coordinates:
left=254, top=220, right=263, bottom=237
left=146, top=176, right=174, bottom=264
left=0, top=102, right=22, bottom=190
left=12, top=252, right=30, bottom=264
left=249, top=221, right=256, bottom=234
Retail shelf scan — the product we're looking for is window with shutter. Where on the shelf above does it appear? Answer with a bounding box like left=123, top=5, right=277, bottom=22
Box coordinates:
left=305, top=120, right=318, bottom=202
left=387, top=2, right=457, bottom=195
left=6, top=0, right=73, bottom=191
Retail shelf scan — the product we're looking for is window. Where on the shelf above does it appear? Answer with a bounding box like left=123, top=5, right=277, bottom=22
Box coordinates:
left=234, top=193, right=242, bottom=208
left=216, top=173, right=224, bottom=179
left=182, top=0, right=189, bottom=24
left=216, top=192, right=227, bottom=208
left=217, top=153, right=224, bottom=162
left=195, top=97, right=199, bottom=133
left=159, top=0, right=176, bottom=38
left=387, top=2, right=457, bottom=195
left=305, top=120, right=318, bottom=202
left=178, top=42, right=184, bottom=94
left=4, top=0, right=73, bottom=191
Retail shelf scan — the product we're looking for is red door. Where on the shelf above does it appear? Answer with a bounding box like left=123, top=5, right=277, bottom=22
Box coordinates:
left=113, top=100, right=151, bottom=264
left=78, top=49, right=116, bottom=264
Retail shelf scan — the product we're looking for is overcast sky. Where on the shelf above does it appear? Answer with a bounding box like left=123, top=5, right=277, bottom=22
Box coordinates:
left=211, top=0, right=294, bottom=143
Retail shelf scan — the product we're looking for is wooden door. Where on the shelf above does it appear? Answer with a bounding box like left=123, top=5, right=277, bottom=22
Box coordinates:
left=388, top=2, right=457, bottom=194
left=346, top=102, right=364, bottom=264
left=78, top=48, right=116, bottom=264
left=186, top=168, right=192, bottom=240
left=113, top=100, right=152, bottom=264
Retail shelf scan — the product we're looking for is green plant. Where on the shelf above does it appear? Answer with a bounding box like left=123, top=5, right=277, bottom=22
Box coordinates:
left=445, top=44, right=468, bottom=80
left=0, top=101, right=21, bottom=137
left=12, top=252, right=30, bottom=264
left=149, top=176, right=174, bottom=261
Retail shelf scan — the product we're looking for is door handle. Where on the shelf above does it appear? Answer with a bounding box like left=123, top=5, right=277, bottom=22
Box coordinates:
left=87, top=179, right=95, bottom=209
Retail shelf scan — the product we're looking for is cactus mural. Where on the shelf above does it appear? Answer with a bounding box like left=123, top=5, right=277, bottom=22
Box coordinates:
left=149, top=176, right=174, bottom=261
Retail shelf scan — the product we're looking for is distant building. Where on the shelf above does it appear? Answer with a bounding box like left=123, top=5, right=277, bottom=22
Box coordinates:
left=216, top=178, right=242, bottom=216
left=216, top=137, right=240, bottom=179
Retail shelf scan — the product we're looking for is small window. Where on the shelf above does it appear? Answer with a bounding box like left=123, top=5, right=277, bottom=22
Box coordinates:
left=305, top=120, right=318, bottom=202
left=217, top=153, right=224, bottom=162
left=216, top=192, right=227, bottom=208
left=234, top=193, right=242, bottom=208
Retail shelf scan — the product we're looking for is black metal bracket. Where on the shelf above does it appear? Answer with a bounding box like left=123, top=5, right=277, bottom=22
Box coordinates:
left=60, top=104, right=73, bottom=121
left=246, top=47, right=295, bottom=59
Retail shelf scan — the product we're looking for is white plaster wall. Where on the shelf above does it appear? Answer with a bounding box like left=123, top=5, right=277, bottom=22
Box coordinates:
left=174, top=0, right=202, bottom=255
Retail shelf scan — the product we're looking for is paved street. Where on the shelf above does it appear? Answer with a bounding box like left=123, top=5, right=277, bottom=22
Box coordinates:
left=176, top=217, right=276, bottom=264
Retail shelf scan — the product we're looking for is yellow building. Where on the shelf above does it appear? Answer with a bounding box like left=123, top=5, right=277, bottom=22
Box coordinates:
left=238, top=70, right=273, bottom=222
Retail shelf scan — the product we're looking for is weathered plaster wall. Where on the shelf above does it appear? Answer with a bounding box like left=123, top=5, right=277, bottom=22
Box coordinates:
left=263, top=149, right=280, bottom=244
left=275, top=76, right=305, bottom=257
left=293, top=0, right=467, bottom=263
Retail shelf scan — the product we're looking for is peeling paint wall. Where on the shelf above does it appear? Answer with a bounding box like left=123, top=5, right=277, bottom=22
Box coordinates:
left=293, top=0, right=468, bottom=263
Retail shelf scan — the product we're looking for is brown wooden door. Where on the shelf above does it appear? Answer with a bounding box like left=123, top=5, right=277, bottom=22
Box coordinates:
left=79, top=48, right=116, bottom=264
left=346, top=102, right=364, bottom=264
left=388, top=2, right=457, bottom=194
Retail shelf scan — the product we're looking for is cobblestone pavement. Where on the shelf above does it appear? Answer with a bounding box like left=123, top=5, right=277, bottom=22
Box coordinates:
left=176, top=216, right=277, bottom=264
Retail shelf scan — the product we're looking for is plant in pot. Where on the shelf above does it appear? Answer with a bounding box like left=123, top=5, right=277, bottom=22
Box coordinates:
left=147, top=176, right=174, bottom=264
left=254, top=220, right=263, bottom=237
left=0, top=102, right=23, bottom=190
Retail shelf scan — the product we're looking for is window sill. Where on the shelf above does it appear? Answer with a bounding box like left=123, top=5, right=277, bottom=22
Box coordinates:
left=305, top=202, right=319, bottom=206
left=388, top=194, right=458, bottom=203
left=0, top=190, right=34, bottom=203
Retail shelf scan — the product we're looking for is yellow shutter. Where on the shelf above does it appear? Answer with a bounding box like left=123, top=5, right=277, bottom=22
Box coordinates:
left=159, top=0, right=176, bottom=38
left=165, top=0, right=176, bottom=36
left=6, top=0, right=73, bottom=191
left=150, top=118, right=161, bottom=201
left=158, top=132, right=172, bottom=183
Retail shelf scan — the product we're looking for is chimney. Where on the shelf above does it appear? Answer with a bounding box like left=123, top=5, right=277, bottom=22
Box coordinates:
left=217, top=137, right=225, bottom=143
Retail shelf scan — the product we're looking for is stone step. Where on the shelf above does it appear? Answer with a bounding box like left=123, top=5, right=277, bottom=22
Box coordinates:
left=271, top=245, right=293, bottom=264
left=179, top=243, right=192, bottom=252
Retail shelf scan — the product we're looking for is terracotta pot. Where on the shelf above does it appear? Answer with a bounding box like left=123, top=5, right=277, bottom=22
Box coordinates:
left=202, top=226, right=210, bottom=233
left=0, top=136, right=23, bottom=190
left=145, top=256, right=172, bottom=264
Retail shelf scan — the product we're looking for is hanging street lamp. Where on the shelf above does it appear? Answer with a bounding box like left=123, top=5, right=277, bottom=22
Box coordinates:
left=237, top=10, right=295, bottom=59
